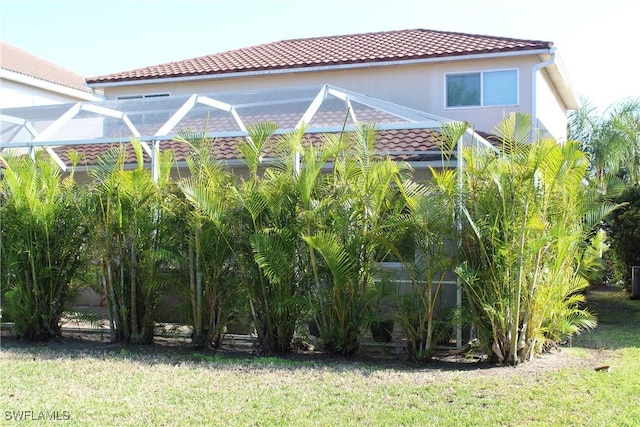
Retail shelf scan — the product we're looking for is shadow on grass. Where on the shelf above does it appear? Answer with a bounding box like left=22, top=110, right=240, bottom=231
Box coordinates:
left=5, top=286, right=635, bottom=373
left=0, top=334, right=508, bottom=375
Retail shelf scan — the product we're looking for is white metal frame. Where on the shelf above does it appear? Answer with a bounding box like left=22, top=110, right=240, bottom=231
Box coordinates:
left=25, top=103, right=147, bottom=171
left=0, top=84, right=495, bottom=178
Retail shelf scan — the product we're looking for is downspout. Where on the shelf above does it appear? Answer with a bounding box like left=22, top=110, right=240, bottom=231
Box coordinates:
left=531, top=47, right=556, bottom=141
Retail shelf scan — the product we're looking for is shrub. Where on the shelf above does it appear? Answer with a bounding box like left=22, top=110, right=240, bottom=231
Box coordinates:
left=604, top=185, right=640, bottom=291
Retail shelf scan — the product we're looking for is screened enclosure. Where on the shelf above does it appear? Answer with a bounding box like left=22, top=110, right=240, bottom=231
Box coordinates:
left=1, top=85, right=493, bottom=177
left=1, top=84, right=501, bottom=349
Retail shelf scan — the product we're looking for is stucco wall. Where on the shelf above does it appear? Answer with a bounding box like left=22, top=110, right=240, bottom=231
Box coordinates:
left=99, top=54, right=565, bottom=135
left=0, top=78, right=87, bottom=108
left=535, top=70, right=569, bottom=141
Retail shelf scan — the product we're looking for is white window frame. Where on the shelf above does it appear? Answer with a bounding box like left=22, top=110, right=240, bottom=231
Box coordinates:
left=117, top=92, right=171, bottom=100
left=444, top=68, right=519, bottom=109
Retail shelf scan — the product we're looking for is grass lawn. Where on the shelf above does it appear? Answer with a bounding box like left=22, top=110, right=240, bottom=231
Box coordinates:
left=1, top=287, right=639, bottom=426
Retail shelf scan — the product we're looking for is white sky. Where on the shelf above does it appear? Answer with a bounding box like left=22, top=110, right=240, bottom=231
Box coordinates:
left=1, top=0, right=638, bottom=112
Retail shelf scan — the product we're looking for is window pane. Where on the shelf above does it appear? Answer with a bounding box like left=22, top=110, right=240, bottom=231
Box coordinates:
left=483, top=70, right=517, bottom=106
left=447, top=74, right=480, bottom=107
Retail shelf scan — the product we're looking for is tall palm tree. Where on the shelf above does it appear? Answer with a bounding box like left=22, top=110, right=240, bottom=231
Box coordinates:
left=457, top=113, right=618, bottom=365
left=569, top=98, right=640, bottom=190
left=0, top=152, right=89, bottom=341
left=88, top=139, right=176, bottom=344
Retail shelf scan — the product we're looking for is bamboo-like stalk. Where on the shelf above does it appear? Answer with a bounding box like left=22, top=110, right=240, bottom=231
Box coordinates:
left=188, top=233, right=200, bottom=343
left=195, top=223, right=203, bottom=346
left=129, top=223, right=138, bottom=342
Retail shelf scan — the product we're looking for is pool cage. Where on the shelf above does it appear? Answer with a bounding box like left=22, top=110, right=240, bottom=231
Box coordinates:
left=1, top=84, right=497, bottom=349
left=1, top=85, right=494, bottom=176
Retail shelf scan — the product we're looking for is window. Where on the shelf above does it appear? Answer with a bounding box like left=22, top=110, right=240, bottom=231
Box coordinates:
left=446, top=69, right=517, bottom=108
left=117, top=93, right=170, bottom=100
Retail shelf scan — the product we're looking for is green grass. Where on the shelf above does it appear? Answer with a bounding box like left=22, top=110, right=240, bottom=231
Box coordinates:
left=573, top=288, right=640, bottom=350
left=1, top=288, right=639, bottom=426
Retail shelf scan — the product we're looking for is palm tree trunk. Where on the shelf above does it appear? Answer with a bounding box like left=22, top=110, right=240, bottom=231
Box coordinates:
left=103, top=260, right=117, bottom=341
left=188, top=235, right=201, bottom=345
left=130, top=225, right=138, bottom=342
left=195, top=224, right=204, bottom=346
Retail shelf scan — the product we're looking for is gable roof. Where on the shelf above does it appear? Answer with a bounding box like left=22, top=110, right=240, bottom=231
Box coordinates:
left=87, top=29, right=553, bottom=84
left=1, top=42, right=92, bottom=93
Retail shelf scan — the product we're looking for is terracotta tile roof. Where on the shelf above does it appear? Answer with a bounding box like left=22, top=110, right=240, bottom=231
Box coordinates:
left=1, top=42, right=91, bottom=93
left=87, top=29, right=552, bottom=84
left=52, top=128, right=448, bottom=168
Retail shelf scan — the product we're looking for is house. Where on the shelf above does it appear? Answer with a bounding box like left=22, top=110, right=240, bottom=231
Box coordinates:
left=0, top=42, right=102, bottom=155
left=86, top=28, right=578, bottom=141
left=0, top=29, right=577, bottom=178
left=0, top=41, right=101, bottom=108
left=0, top=29, right=579, bottom=336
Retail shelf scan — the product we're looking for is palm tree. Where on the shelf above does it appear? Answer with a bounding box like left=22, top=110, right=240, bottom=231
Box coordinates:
left=184, top=123, right=309, bottom=354
left=569, top=98, right=640, bottom=190
left=177, top=130, right=241, bottom=349
left=393, top=122, right=464, bottom=360
left=88, top=139, right=176, bottom=344
left=0, top=151, right=89, bottom=341
left=457, top=113, right=618, bottom=365
left=304, top=124, right=413, bottom=355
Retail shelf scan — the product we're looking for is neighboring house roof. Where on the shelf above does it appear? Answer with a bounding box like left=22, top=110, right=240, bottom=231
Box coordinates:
left=1, top=41, right=92, bottom=93
left=87, top=28, right=553, bottom=84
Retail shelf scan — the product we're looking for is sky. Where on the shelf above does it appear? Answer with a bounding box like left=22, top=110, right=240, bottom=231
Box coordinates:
left=1, top=0, right=638, bottom=112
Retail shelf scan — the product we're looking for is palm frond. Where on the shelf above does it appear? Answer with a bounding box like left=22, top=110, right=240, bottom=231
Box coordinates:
left=303, top=231, right=354, bottom=289
left=493, top=112, right=533, bottom=155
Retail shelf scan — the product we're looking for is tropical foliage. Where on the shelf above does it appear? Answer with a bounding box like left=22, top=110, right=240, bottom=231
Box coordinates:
left=304, top=125, right=411, bottom=355
left=0, top=152, right=89, bottom=341
left=569, top=98, right=640, bottom=289
left=569, top=98, right=640, bottom=190
left=604, top=185, right=640, bottom=290
left=176, top=130, right=240, bottom=349
left=393, top=122, right=463, bottom=360
left=232, top=125, right=310, bottom=354
left=86, top=140, right=177, bottom=344
left=2, top=113, right=625, bottom=367
left=183, top=123, right=311, bottom=354
left=456, top=113, right=619, bottom=364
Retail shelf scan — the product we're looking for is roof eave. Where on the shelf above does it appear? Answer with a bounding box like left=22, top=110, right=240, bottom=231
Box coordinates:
left=1, top=68, right=102, bottom=101
left=540, top=51, right=579, bottom=110
left=87, top=48, right=554, bottom=89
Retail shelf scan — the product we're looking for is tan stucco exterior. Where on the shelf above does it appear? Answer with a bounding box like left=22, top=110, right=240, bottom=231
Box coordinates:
left=97, top=53, right=571, bottom=141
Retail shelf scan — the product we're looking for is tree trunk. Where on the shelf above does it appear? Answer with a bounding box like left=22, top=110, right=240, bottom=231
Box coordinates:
left=188, top=236, right=201, bottom=346
left=130, top=225, right=139, bottom=343
left=195, top=225, right=203, bottom=347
